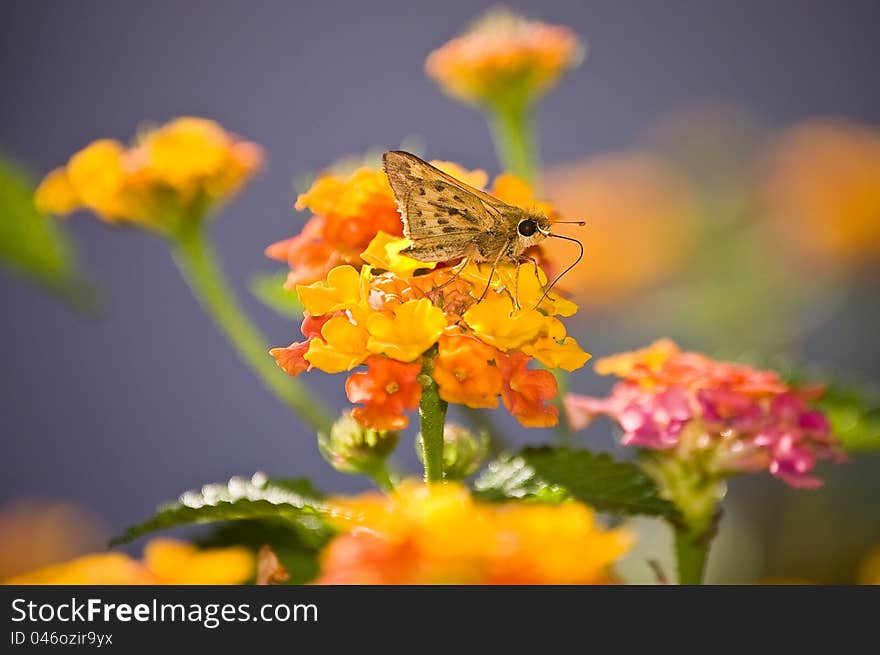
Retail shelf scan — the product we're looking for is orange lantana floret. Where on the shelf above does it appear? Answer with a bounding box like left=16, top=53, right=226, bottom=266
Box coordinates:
left=269, top=313, right=332, bottom=377
left=345, top=357, right=423, bottom=430
left=433, top=335, right=503, bottom=408
left=498, top=352, right=559, bottom=427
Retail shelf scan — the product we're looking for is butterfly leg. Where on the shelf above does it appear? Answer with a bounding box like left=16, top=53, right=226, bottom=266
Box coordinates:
left=477, top=245, right=508, bottom=304
left=434, top=257, right=469, bottom=290
left=520, top=254, right=544, bottom=288
left=511, top=259, right=523, bottom=310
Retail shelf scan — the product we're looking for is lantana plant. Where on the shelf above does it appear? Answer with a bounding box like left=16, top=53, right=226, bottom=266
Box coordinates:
left=9, top=7, right=857, bottom=585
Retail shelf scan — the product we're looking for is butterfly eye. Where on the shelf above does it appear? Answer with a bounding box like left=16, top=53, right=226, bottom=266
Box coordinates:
left=517, top=219, right=537, bottom=237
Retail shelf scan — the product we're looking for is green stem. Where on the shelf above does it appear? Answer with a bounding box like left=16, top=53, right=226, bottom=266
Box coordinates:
left=367, top=464, right=395, bottom=493
left=550, top=368, right=574, bottom=443
left=418, top=355, right=448, bottom=483
left=170, top=221, right=332, bottom=433
left=674, top=528, right=710, bottom=585
left=488, top=101, right=537, bottom=184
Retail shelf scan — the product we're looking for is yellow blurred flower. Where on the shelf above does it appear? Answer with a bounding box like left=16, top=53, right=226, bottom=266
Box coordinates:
left=760, top=118, right=880, bottom=270
left=4, top=553, right=159, bottom=585
left=35, top=117, right=262, bottom=233
left=426, top=7, right=585, bottom=108
left=5, top=538, right=253, bottom=585
left=541, top=152, right=698, bottom=309
left=858, top=545, right=880, bottom=585
left=318, top=480, right=630, bottom=584
left=593, top=338, right=680, bottom=378
left=142, top=538, right=254, bottom=585
left=491, top=172, right=556, bottom=217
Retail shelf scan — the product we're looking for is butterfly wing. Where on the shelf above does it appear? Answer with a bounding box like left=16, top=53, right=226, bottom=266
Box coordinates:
left=383, top=151, right=514, bottom=262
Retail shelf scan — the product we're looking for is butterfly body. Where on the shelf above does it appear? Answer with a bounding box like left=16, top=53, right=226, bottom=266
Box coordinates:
left=383, top=150, right=551, bottom=265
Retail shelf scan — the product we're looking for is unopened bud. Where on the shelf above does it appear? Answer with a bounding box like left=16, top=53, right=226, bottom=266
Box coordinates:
left=319, top=412, right=399, bottom=475
left=417, top=423, right=490, bottom=480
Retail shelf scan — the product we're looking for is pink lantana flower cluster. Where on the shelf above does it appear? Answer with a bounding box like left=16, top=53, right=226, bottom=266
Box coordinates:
left=565, top=340, right=842, bottom=488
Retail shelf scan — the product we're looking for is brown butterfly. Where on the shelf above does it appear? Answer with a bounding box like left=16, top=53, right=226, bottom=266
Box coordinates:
left=383, top=150, right=584, bottom=303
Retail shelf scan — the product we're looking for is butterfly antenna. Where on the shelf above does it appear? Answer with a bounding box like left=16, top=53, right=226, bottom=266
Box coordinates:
left=553, top=220, right=587, bottom=226
left=534, top=233, right=584, bottom=309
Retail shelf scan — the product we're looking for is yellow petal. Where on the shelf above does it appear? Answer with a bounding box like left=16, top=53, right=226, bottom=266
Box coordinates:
left=522, top=336, right=592, bottom=371
left=305, top=316, right=370, bottom=373
left=295, top=265, right=364, bottom=316
left=141, top=117, right=230, bottom=191
left=462, top=293, right=545, bottom=351
left=361, top=232, right=434, bottom=276
left=66, top=139, right=129, bottom=219
left=34, top=167, right=81, bottom=215
left=366, top=298, right=446, bottom=361
left=461, top=261, right=578, bottom=317
left=143, top=538, right=253, bottom=585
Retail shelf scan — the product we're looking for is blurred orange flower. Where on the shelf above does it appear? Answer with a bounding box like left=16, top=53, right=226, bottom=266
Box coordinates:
left=0, top=499, right=107, bottom=580
left=35, top=117, right=262, bottom=233
left=540, top=152, right=698, bottom=309
left=5, top=538, right=253, bottom=585
left=316, top=481, right=630, bottom=584
left=760, top=118, right=880, bottom=270
left=425, top=7, right=585, bottom=108
left=593, top=338, right=789, bottom=397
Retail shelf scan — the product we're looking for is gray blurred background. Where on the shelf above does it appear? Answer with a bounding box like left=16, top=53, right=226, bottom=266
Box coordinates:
left=1, top=0, right=878, bottom=580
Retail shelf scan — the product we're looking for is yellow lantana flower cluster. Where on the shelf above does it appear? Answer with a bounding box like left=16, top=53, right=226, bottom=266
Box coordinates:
left=271, top=232, right=591, bottom=429
left=35, top=117, right=262, bottom=233
left=316, top=481, right=629, bottom=584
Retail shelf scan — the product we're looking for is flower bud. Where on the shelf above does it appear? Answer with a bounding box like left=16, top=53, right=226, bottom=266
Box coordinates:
left=416, top=423, right=490, bottom=480
left=319, top=411, right=399, bottom=475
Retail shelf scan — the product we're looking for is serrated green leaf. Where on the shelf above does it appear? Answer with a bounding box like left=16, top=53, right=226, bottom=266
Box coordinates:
left=198, top=519, right=329, bottom=584
left=475, top=447, right=680, bottom=520
left=250, top=271, right=303, bottom=319
left=111, top=474, right=333, bottom=547
left=0, top=154, right=95, bottom=308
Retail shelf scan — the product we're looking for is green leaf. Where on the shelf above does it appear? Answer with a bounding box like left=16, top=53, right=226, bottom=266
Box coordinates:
left=816, top=384, right=880, bottom=453
left=781, top=366, right=880, bottom=453
left=250, top=272, right=303, bottom=319
left=111, top=474, right=333, bottom=547
left=475, top=447, right=681, bottom=520
left=198, top=519, right=329, bottom=584
left=0, top=154, right=95, bottom=308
